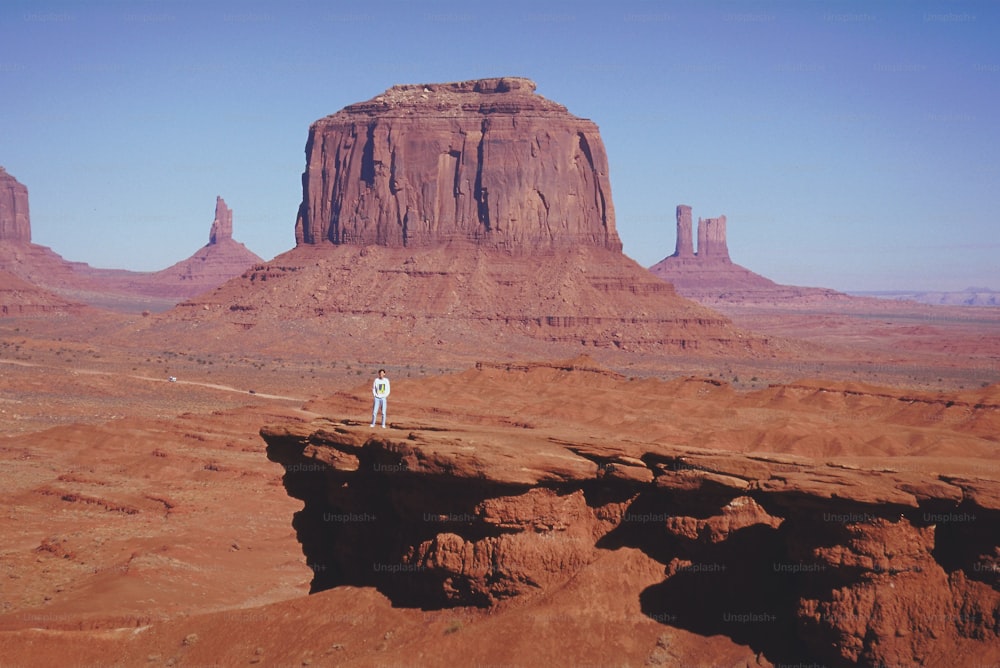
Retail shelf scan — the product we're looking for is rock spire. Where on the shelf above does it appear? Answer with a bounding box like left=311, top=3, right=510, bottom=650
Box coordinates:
left=669, top=204, right=730, bottom=261
left=674, top=204, right=694, bottom=258
left=650, top=205, right=847, bottom=305
left=209, top=196, right=233, bottom=245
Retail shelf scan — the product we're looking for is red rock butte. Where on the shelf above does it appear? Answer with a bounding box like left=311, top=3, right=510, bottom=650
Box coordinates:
left=149, top=81, right=772, bottom=358
left=294, top=77, right=621, bottom=252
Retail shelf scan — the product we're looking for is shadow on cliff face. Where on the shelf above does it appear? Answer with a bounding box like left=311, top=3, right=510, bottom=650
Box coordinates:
left=596, top=491, right=815, bottom=665
left=272, top=442, right=535, bottom=608
left=266, top=425, right=1000, bottom=666
left=929, top=501, right=1000, bottom=594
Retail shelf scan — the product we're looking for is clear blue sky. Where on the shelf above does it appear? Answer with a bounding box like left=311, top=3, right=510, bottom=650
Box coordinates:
left=1, top=0, right=997, bottom=291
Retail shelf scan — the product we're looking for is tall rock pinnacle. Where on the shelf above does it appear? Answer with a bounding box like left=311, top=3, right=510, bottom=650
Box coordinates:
left=209, top=196, right=233, bottom=245
left=674, top=205, right=694, bottom=258
left=294, top=77, right=621, bottom=252
left=0, top=167, right=31, bottom=243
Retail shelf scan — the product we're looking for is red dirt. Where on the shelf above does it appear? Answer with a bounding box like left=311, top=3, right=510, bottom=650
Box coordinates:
left=0, top=291, right=998, bottom=666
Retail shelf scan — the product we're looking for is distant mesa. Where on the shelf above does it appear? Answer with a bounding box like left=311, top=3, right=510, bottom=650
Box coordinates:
left=0, top=166, right=31, bottom=243
left=295, top=76, right=621, bottom=253
left=854, top=287, right=1000, bottom=308
left=0, top=173, right=262, bottom=312
left=649, top=205, right=846, bottom=306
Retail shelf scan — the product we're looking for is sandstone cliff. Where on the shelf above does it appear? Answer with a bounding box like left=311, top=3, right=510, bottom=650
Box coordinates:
left=262, top=361, right=1000, bottom=667
left=0, top=167, right=30, bottom=243
left=295, top=77, right=620, bottom=252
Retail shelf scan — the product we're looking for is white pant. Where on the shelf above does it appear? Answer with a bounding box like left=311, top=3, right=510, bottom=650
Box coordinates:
left=372, top=397, right=387, bottom=426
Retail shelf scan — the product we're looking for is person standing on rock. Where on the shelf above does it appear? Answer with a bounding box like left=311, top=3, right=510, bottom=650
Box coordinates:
left=370, top=369, right=390, bottom=428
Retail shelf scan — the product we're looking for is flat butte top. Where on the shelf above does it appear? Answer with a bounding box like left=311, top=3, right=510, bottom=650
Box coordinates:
left=318, top=77, right=575, bottom=121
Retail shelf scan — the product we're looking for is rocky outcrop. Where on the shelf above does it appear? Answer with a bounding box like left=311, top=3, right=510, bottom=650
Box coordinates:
left=673, top=204, right=695, bottom=258
left=150, top=86, right=773, bottom=359
left=696, top=213, right=729, bottom=260
left=0, top=167, right=31, bottom=243
left=294, top=77, right=621, bottom=252
left=263, top=412, right=1000, bottom=666
left=261, top=363, right=1000, bottom=666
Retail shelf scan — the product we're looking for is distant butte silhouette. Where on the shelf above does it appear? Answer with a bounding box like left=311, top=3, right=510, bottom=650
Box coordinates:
left=649, top=205, right=846, bottom=306
left=0, top=174, right=262, bottom=311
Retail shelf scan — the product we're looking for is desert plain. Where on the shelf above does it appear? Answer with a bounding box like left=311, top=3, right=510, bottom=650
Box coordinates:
left=1, top=286, right=999, bottom=667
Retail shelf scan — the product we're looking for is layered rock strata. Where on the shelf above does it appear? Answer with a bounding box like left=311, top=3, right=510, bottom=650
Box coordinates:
left=158, top=243, right=768, bottom=358
left=0, top=268, right=87, bottom=315
left=295, top=77, right=621, bottom=252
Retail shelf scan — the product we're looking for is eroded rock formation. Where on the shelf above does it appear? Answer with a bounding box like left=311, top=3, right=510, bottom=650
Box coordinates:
left=696, top=213, right=729, bottom=260
left=152, top=195, right=263, bottom=298
left=261, top=364, right=1000, bottom=666
left=0, top=167, right=31, bottom=243
left=209, top=196, right=233, bottom=245
left=158, top=243, right=770, bottom=359
left=0, top=192, right=262, bottom=312
left=294, top=77, right=620, bottom=252
left=650, top=205, right=846, bottom=305
left=673, top=204, right=695, bottom=258
left=152, top=82, right=773, bottom=358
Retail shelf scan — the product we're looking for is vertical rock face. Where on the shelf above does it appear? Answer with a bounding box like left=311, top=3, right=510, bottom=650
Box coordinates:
left=674, top=205, right=694, bottom=258
left=0, top=167, right=31, bottom=243
left=209, top=196, right=233, bottom=245
left=294, top=77, right=621, bottom=252
left=697, top=215, right=729, bottom=260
